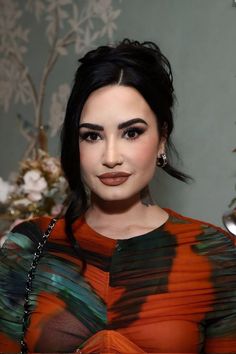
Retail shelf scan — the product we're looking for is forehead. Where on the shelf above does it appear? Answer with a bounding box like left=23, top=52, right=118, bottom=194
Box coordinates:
left=80, top=85, right=157, bottom=125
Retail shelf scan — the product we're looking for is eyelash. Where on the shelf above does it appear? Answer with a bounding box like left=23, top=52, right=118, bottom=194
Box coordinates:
left=79, top=127, right=145, bottom=143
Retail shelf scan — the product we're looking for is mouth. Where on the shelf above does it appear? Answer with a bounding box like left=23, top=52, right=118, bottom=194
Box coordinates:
left=98, top=172, right=131, bottom=178
left=98, top=173, right=131, bottom=186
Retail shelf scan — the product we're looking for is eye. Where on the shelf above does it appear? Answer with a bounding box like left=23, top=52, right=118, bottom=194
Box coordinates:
left=79, top=131, right=102, bottom=143
left=123, top=127, right=145, bottom=140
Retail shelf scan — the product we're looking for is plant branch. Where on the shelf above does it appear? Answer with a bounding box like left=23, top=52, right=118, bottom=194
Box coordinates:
left=59, top=12, right=92, bottom=47
left=23, top=139, right=37, bottom=160
left=61, top=37, right=76, bottom=47
left=8, top=52, right=38, bottom=108
left=35, top=6, right=98, bottom=128
left=35, top=10, right=93, bottom=132
left=35, top=7, right=60, bottom=132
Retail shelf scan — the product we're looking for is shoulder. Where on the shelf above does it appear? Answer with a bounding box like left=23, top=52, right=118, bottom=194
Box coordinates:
left=166, top=208, right=235, bottom=250
left=1, top=216, right=64, bottom=252
left=164, top=209, right=236, bottom=287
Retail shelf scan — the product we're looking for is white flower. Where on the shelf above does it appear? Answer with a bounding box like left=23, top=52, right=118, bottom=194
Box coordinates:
left=22, top=169, right=48, bottom=195
left=42, top=157, right=60, bottom=176
left=27, top=191, right=43, bottom=202
left=0, top=177, right=14, bottom=203
left=12, top=198, right=31, bottom=206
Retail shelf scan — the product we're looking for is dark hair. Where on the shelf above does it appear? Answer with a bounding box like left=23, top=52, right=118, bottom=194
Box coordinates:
left=60, top=38, right=192, bottom=249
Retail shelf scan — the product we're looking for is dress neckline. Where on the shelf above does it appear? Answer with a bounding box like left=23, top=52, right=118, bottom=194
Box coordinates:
left=79, top=208, right=173, bottom=243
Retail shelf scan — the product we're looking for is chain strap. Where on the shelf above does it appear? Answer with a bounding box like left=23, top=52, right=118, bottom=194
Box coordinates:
left=20, top=217, right=58, bottom=354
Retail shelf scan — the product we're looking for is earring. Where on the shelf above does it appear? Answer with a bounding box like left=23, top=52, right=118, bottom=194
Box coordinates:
left=156, top=153, right=167, bottom=168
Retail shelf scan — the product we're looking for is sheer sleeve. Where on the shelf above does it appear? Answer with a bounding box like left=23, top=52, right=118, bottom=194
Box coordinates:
left=0, top=220, right=43, bottom=352
left=199, top=225, right=236, bottom=353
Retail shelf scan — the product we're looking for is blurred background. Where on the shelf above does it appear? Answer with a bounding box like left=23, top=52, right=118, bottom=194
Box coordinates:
left=0, top=0, right=235, bottom=228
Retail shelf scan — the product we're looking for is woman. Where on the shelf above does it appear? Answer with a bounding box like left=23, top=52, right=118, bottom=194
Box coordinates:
left=0, top=39, right=236, bottom=353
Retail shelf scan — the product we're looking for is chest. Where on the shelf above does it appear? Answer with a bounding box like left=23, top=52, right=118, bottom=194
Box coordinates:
left=25, top=245, right=213, bottom=352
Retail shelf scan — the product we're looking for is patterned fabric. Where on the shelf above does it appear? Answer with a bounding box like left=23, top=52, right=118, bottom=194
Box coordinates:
left=0, top=208, right=236, bottom=353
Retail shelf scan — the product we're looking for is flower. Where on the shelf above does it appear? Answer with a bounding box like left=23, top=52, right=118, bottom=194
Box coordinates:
left=27, top=192, right=43, bottom=202
left=22, top=169, right=48, bottom=196
left=12, top=198, right=31, bottom=207
left=0, top=151, right=68, bottom=226
left=41, top=157, right=61, bottom=177
left=0, top=177, right=14, bottom=203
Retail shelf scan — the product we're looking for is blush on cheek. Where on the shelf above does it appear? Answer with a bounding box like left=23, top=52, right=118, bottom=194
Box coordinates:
left=136, top=144, right=157, bottom=166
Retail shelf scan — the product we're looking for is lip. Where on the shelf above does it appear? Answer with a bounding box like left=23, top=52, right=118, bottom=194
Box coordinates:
left=99, top=176, right=130, bottom=186
left=98, top=172, right=131, bottom=186
left=98, top=172, right=131, bottom=178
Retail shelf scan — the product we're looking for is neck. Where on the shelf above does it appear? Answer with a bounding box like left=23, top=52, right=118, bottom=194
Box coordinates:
left=85, top=187, right=161, bottom=227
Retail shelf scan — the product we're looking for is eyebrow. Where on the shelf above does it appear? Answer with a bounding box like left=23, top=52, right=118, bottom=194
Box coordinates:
left=78, top=118, right=148, bottom=131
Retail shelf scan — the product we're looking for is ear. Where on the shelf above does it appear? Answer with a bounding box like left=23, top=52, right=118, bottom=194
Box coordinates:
left=157, top=136, right=167, bottom=157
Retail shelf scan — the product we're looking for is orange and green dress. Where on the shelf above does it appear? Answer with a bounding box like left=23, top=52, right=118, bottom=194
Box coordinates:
left=0, top=208, right=236, bottom=353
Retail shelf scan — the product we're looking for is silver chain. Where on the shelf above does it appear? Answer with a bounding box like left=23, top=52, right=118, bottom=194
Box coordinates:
left=20, top=217, right=58, bottom=354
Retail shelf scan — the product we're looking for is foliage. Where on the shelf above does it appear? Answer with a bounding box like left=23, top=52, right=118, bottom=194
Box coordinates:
left=0, top=0, right=122, bottom=158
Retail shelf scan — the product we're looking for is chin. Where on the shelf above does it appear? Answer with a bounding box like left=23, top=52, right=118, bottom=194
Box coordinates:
left=96, top=194, right=129, bottom=202
left=92, top=189, right=142, bottom=203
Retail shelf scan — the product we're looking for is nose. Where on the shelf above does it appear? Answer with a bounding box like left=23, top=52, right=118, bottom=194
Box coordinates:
left=102, top=138, right=123, bottom=168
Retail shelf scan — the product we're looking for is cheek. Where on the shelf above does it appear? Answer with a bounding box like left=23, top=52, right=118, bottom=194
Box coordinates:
left=133, top=142, right=157, bottom=168
left=79, top=145, right=97, bottom=171
left=80, top=148, right=91, bottom=178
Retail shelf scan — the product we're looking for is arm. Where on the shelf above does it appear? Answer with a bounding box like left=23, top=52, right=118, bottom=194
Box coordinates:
left=0, top=220, right=43, bottom=351
left=200, top=226, right=236, bottom=353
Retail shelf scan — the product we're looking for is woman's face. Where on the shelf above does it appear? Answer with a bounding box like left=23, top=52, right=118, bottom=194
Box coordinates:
left=79, top=85, right=165, bottom=203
